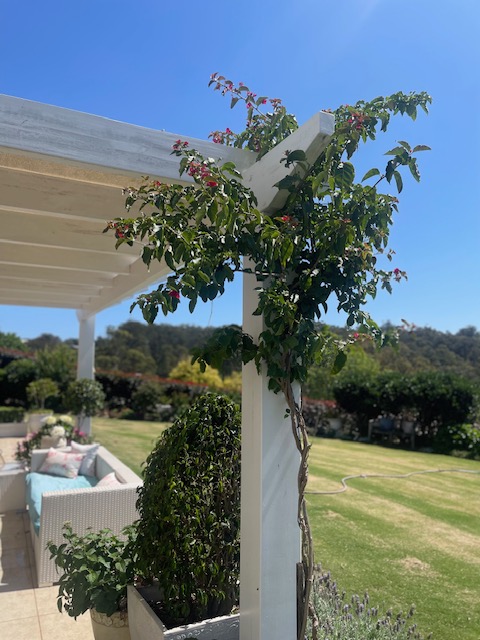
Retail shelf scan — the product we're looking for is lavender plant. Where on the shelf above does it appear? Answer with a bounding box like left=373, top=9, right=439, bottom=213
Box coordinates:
left=309, top=568, right=432, bottom=640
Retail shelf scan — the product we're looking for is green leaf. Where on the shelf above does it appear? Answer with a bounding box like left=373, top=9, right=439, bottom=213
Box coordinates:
left=393, top=170, right=403, bottom=193
left=398, top=140, right=411, bottom=151
left=334, top=162, right=355, bottom=190
left=362, top=168, right=381, bottom=182
left=408, top=160, right=421, bottom=182
left=412, top=144, right=431, bottom=153
left=385, top=160, right=395, bottom=183
left=385, top=146, right=407, bottom=157
left=332, top=350, right=347, bottom=374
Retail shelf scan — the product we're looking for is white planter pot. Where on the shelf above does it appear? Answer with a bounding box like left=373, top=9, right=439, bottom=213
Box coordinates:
left=90, top=608, right=130, bottom=640
left=27, top=413, right=53, bottom=433
left=127, top=585, right=239, bottom=640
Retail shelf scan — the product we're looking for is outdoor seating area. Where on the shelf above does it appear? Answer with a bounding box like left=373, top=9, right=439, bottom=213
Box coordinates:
left=368, top=415, right=417, bottom=449
left=0, top=435, right=141, bottom=639
left=0, top=437, right=94, bottom=639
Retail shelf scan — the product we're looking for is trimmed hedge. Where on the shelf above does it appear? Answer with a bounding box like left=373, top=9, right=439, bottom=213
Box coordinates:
left=0, top=406, right=25, bottom=423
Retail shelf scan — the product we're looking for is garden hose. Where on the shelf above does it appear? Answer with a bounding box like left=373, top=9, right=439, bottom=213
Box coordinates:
left=306, top=468, right=480, bottom=495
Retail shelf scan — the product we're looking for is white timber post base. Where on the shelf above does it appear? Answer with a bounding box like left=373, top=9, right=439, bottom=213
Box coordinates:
left=76, top=310, right=96, bottom=435
left=240, top=263, right=301, bottom=640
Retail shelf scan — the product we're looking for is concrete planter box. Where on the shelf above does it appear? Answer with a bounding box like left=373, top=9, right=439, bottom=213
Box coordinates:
left=127, top=586, right=239, bottom=640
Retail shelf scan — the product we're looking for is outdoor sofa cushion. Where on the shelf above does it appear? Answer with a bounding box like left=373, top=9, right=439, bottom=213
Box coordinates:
left=71, top=441, right=100, bottom=476
left=26, top=471, right=98, bottom=534
left=37, top=448, right=85, bottom=478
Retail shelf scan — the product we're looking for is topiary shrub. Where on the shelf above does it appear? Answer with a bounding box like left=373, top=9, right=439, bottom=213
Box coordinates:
left=134, top=393, right=241, bottom=626
left=65, top=378, right=105, bottom=426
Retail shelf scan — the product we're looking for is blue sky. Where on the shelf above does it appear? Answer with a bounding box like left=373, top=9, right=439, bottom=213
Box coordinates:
left=1, top=0, right=479, bottom=340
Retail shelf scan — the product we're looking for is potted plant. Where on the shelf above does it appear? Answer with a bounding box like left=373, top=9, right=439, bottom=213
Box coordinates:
left=47, top=522, right=137, bottom=640
left=128, top=393, right=241, bottom=640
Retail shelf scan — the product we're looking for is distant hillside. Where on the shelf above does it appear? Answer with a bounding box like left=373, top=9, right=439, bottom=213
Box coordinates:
left=93, top=321, right=480, bottom=382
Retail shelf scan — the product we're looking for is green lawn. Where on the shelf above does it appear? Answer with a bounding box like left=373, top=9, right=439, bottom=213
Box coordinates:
left=91, top=418, right=480, bottom=639
left=308, top=438, right=480, bottom=640
left=92, top=417, right=169, bottom=476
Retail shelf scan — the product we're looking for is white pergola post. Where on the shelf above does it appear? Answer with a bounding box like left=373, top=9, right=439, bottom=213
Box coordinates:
left=239, top=112, right=334, bottom=640
left=76, top=310, right=96, bottom=434
left=240, top=263, right=301, bottom=639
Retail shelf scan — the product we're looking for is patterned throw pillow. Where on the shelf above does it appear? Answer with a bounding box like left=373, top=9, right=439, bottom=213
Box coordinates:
left=71, top=441, right=100, bottom=476
left=38, top=448, right=85, bottom=479
left=96, top=471, right=121, bottom=487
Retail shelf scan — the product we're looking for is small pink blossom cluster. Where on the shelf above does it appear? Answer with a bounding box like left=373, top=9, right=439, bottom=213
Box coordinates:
left=392, top=267, right=405, bottom=282
left=106, top=220, right=128, bottom=239
left=168, top=290, right=180, bottom=300
left=172, top=139, right=189, bottom=151
left=186, top=161, right=218, bottom=188
left=347, top=112, right=369, bottom=131
left=209, top=73, right=281, bottom=112
left=210, top=127, right=234, bottom=144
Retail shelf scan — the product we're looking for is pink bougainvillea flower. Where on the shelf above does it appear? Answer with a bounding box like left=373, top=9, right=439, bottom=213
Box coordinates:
left=168, top=290, right=180, bottom=300
left=206, top=181, right=218, bottom=188
left=393, top=268, right=401, bottom=275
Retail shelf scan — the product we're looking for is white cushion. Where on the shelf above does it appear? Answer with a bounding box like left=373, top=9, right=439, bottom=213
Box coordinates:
left=71, top=441, right=100, bottom=476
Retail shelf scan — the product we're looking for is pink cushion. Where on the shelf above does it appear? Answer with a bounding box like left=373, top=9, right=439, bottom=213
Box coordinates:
left=96, top=471, right=121, bottom=487
left=38, top=448, right=85, bottom=479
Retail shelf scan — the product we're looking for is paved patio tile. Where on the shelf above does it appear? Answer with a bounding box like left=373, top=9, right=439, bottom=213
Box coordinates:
left=0, top=615, right=41, bottom=640
left=0, top=588, right=37, bottom=622
left=39, top=610, right=94, bottom=639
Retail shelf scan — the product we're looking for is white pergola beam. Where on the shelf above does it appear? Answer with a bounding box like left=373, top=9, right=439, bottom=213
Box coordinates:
left=242, top=111, right=334, bottom=213
left=0, top=94, right=256, bottom=182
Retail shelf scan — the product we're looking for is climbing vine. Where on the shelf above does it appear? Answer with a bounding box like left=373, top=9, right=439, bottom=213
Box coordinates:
left=105, top=74, right=430, bottom=639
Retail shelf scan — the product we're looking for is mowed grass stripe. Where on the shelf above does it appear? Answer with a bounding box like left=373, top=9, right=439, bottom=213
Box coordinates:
left=307, top=438, right=480, bottom=640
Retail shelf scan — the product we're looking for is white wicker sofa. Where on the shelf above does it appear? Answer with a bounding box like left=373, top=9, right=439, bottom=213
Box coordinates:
left=28, top=446, right=142, bottom=587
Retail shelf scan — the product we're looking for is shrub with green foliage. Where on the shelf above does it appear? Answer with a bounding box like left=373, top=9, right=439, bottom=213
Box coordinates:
left=0, top=406, right=25, bottom=423
left=333, top=370, right=476, bottom=444
left=27, top=377, right=59, bottom=409
left=47, top=522, right=137, bottom=618
left=434, top=422, right=480, bottom=458
left=130, top=381, right=163, bottom=420
left=66, top=378, right=105, bottom=425
left=134, top=393, right=241, bottom=626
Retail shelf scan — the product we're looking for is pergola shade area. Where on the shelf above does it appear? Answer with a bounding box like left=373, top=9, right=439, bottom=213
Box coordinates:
left=0, top=94, right=257, bottom=316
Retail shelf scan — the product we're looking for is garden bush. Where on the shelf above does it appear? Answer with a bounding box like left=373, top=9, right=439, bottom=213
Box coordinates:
left=333, top=370, right=476, bottom=445
left=130, top=381, right=163, bottom=420
left=134, top=393, right=241, bottom=626
left=434, top=422, right=480, bottom=458
left=0, top=406, right=25, bottom=423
